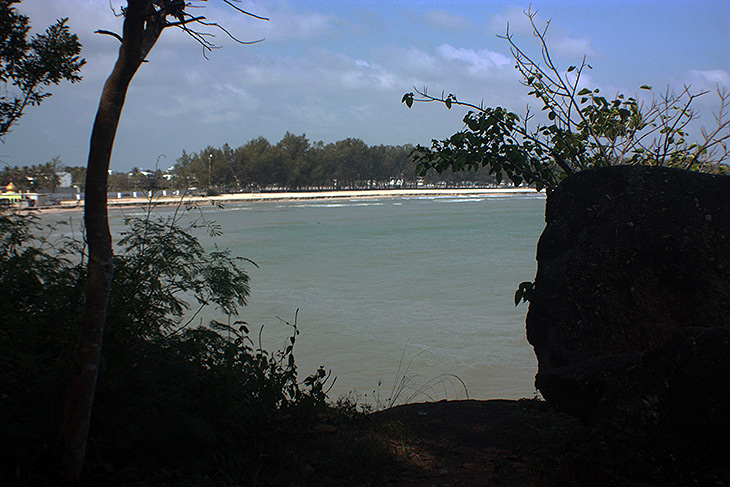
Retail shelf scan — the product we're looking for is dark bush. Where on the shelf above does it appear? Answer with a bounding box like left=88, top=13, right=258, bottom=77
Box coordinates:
left=0, top=208, right=333, bottom=485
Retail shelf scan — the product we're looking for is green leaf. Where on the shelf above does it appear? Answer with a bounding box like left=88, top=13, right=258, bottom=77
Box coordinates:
left=401, top=92, right=414, bottom=108
left=567, top=65, right=575, bottom=73
left=640, top=85, right=652, bottom=90
left=514, top=281, right=534, bottom=306
left=445, top=98, right=452, bottom=109
left=577, top=88, right=591, bottom=96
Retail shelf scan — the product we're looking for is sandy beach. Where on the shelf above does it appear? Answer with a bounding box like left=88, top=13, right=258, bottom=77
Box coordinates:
left=48, top=187, right=542, bottom=213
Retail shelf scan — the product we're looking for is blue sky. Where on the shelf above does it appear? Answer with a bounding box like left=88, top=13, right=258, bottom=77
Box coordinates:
left=1, top=0, right=728, bottom=172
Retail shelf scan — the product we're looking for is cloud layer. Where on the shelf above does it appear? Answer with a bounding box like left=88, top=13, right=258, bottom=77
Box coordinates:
left=2, top=0, right=728, bottom=171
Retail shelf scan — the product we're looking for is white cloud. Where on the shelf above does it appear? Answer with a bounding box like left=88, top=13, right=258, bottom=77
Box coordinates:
left=374, top=46, right=440, bottom=82
left=6, top=0, right=722, bottom=172
left=689, top=69, right=730, bottom=89
left=255, top=11, right=338, bottom=43
left=552, top=37, right=596, bottom=57
left=488, top=7, right=534, bottom=36
left=150, top=83, right=259, bottom=124
left=436, top=44, right=512, bottom=75
left=565, top=70, right=597, bottom=94
left=488, top=7, right=596, bottom=58
left=422, top=10, right=472, bottom=30
left=201, top=2, right=340, bottom=45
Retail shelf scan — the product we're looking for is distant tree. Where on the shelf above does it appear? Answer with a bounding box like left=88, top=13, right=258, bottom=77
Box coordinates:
left=39, top=156, right=64, bottom=192
left=106, top=171, right=129, bottom=192
left=170, top=149, right=200, bottom=189
left=233, top=136, right=275, bottom=189
left=65, top=165, right=86, bottom=191
left=128, top=166, right=154, bottom=192
left=208, top=143, right=237, bottom=191
left=0, top=0, right=84, bottom=139
left=276, top=132, right=311, bottom=189
left=403, top=8, right=730, bottom=192
left=1, top=157, right=68, bottom=192
left=337, top=138, right=372, bottom=187
left=179, top=137, right=427, bottom=191
left=0, top=164, right=28, bottom=189
left=60, top=1, right=267, bottom=482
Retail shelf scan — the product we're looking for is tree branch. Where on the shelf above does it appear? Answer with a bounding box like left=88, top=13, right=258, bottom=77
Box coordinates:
left=94, top=29, right=123, bottom=43
left=222, top=0, right=270, bottom=21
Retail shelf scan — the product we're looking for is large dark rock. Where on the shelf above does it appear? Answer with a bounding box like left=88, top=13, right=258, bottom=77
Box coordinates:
left=590, top=325, right=730, bottom=484
left=526, top=165, right=730, bottom=419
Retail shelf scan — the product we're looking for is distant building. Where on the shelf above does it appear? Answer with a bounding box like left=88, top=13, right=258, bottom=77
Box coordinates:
left=58, top=172, right=73, bottom=188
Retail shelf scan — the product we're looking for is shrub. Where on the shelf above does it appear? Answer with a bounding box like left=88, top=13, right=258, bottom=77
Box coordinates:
left=0, top=207, right=331, bottom=485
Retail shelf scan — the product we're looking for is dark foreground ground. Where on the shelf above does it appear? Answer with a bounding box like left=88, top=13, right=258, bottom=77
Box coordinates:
left=347, top=398, right=728, bottom=487
left=13, top=398, right=724, bottom=486
left=365, top=398, right=582, bottom=487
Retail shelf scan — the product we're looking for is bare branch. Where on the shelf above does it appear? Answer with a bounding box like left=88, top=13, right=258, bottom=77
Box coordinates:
left=222, top=0, right=270, bottom=21
left=196, top=19, right=266, bottom=45
left=412, top=86, right=486, bottom=113
left=166, top=15, right=206, bottom=28
left=94, top=29, right=123, bottom=43
left=404, top=3, right=730, bottom=191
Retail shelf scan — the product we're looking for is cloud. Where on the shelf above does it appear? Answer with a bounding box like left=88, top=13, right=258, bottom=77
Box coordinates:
left=422, top=10, right=472, bottom=30
left=254, top=11, right=339, bottom=43
left=436, top=44, right=512, bottom=75
left=148, top=83, right=259, bottom=124
left=565, top=70, right=597, bottom=93
left=551, top=36, right=596, bottom=57
left=200, top=2, right=340, bottom=45
left=13, top=0, right=682, bottom=172
left=488, top=7, right=596, bottom=58
left=374, top=45, right=440, bottom=83
left=488, top=7, right=534, bottom=36
left=689, top=69, right=730, bottom=89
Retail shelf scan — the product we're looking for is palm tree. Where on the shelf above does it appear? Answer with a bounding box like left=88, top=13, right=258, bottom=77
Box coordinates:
left=40, top=157, right=64, bottom=193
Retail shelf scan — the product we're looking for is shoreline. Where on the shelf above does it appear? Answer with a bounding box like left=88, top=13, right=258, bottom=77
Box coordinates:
left=42, top=187, right=543, bottom=214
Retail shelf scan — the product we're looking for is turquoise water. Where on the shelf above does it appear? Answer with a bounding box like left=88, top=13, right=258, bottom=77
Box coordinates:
left=62, top=193, right=547, bottom=403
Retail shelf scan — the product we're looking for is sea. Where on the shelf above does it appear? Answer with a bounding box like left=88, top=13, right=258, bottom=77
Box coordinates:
left=52, top=193, right=548, bottom=405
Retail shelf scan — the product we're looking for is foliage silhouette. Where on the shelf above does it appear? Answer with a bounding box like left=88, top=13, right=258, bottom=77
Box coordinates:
left=0, top=0, right=85, bottom=139
left=0, top=207, right=337, bottom=485
left=66, top=2, right=266, bottom=481
left=403, top=7, right=730, bottom=307
left=403, top=7, right=730, bottom=192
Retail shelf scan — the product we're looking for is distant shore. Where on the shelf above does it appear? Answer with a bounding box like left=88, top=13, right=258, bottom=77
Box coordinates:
left=40, top=187, right=543, bottom=214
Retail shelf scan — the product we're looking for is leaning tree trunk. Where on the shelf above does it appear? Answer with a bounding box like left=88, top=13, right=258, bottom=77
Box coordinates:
left=57, top=1, right=163, bottom=482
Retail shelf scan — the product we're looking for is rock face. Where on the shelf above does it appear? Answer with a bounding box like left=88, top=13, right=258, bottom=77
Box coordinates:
left=592, top=325, right=730, bottom=479
left=526, top=165, right=730, bottom=483
left=526, top=165, right=730, bottom=420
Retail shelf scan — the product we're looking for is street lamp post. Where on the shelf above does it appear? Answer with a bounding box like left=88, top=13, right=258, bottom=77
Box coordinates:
left=208, top=153, right=212, bottom=190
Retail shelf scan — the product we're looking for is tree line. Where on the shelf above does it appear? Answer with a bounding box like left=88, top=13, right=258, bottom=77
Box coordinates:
left=1, top=133, right=504, bottom=195
left=171, top=132, right=501, bottom=193
left=0, top=157, right=67, bottom=192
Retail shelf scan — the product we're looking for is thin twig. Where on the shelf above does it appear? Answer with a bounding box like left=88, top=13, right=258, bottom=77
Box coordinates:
left=222, top=0, right=270, bottom=21
left=94, top=29, right=123, bottom=43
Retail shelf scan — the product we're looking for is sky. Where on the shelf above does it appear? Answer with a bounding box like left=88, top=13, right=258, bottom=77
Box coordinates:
left=1, top=0, right=728, bottom=173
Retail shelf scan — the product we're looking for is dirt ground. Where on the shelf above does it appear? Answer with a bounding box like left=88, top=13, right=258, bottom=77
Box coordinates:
left=367, top=398, right=582, bottom=487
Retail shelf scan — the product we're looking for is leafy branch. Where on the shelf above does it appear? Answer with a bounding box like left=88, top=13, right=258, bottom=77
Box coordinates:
left=0, top=7, right=85, bottom=139
left=402, top=6, right=730, bottom=192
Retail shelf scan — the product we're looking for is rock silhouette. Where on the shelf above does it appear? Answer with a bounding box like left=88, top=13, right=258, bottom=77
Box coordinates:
left=526, top=165, right=730, bottom=483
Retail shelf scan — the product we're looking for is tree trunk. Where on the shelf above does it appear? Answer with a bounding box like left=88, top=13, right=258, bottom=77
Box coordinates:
left=57, top=1, right=161, bottom=482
